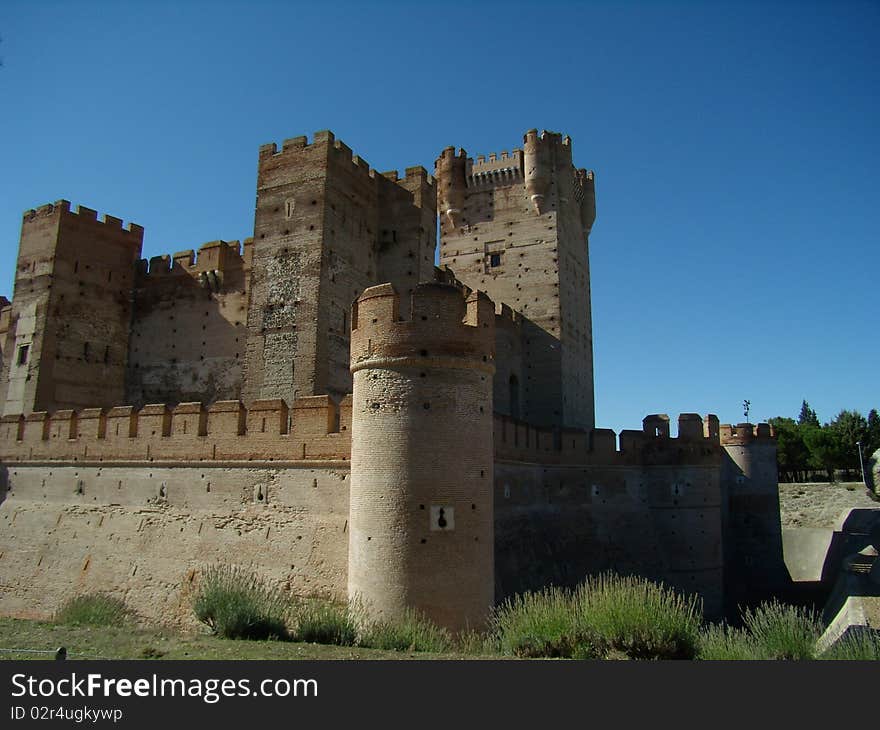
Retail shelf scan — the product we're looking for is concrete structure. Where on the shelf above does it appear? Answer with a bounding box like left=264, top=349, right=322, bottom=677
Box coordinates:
left=0, top=129, right=783, bottom=630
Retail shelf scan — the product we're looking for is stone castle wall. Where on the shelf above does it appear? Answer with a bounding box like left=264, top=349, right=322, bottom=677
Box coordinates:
left=0, top=463, right=350, bottom=625
left=0, top=129, right=783, bottom=630
left=0, top=388, right=775, bottom=625
left=126, top=239, right=252, bottom=406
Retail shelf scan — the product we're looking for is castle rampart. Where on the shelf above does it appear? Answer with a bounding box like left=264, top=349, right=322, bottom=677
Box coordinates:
left=0, top=129, right=784, bottom=631
left=0, top=396, right=351, bottom=464
left=127, top=239, right=252, bottom=407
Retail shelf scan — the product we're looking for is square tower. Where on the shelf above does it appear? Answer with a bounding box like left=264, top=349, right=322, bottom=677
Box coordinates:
left=435, top=130, right=596, bottom=430
left=241, top=131, right=436, bottom=406
left=0, top=201, right=143, bottom=415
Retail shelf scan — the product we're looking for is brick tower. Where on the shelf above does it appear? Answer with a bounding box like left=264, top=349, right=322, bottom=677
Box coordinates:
left=435, top=130, right=596, bottom=430
left=347, top=280, right=496, bottom=630
left=0, top=201, right=143, bottom=415
left=241, top=131, right=436, bottom=407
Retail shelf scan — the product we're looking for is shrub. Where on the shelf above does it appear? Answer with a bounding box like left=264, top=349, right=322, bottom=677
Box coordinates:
left=819, top=630, right=880, bottom=661
left=456, top=628, right=498, bottom=656
left=54, top=593, right=130, bottom=627
left=360, top=609, right=452, bottom=653
left=576, top=573, right=702, bottom=660
left=490, top=586, right=601, bottom=658
left=192, top=564, right=289, bottom=641
left=698, top=623, right=762, bottom=660
left=742, top=600, right=821, bottom=660
left=292, top=600, right=358, bottom=646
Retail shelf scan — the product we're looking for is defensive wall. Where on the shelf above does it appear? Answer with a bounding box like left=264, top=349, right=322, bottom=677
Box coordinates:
left=127, top=238, right=253, bottom=407
left=0, top=129, right=784, bottom=630
left=0, top=395, right=777, bottom=626
left=0, top=396, right=352, bottom=625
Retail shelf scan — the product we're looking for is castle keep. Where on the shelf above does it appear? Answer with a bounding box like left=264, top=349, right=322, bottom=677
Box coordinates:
left=0, top=130, right=784, bottom=630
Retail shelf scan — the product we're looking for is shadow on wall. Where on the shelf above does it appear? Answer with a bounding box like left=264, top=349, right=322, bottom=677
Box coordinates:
left=782, top=508, right=880, bottom=615
left=126, top=255, right=247, bottom=408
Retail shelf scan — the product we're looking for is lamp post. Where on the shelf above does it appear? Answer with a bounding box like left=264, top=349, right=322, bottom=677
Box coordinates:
left=856, top=440, right=868, bottom=491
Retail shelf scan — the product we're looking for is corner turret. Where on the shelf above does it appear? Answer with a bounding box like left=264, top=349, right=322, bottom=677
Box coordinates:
left=348, top=279, right=496, bottom=630
left=435, top=146, right=468, bottom=230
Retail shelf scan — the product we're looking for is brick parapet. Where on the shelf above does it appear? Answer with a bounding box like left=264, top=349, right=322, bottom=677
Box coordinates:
left=0, top=395, right=351, bottom=463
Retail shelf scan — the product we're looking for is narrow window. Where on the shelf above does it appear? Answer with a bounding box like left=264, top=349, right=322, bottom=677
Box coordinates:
left=104, top=345, right=110, bottom=364
left=83, top=342, right=90, bottom=361
left=17, top=344, right=29, bottom=366
left=509, top=374, right=520, bottom=420
left=490, top=253, right=501, bottom=267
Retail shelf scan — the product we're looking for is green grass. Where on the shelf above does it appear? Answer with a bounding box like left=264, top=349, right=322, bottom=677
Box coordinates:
left=0, top=618, right=479, bottom=660
left=819, top=630, right=880, bottom=660
left=491, top=586, right=598, bottom=658
left=360, top=609, right=452, bottom=653
left=291, top=600, right=359, bottom=646
left=54, top=593, right=131, bottom=628
left=192, top=564, right=290, bottom=641
left=741, top=600, right=822, bottom=660
left=577, top=573, right=702, bottom=660
left=698, top=624, right=763, bottom=660
left=491, top=574, right=703, bottom=660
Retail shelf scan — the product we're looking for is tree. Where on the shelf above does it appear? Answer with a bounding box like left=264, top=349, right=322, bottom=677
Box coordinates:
left=768, top=417, right=809, bottom=482
left=803, top=426, right=838, bottom=482
left=865, top=409, right=880, bottom=458
left=827, top=410, right=869, bottom=474
left=798, top=400, right=820, bottom=428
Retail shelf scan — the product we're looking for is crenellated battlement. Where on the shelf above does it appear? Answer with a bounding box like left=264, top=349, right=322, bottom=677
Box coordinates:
left=0, top=395, right=353, bottom=464
left=136, top=239, right=249, bottom=282
left=495, top=302, right=524, bottom=329
left=495, top=412, right=726, bottom=467
left=719, top=422, right=776, bottom=446
left=350, top=280, right=496, bottom=373
left=467, top=148, right=524, bottom=189
left=523, top=128, right=572, bottom=153
left=22, top=199, right=144, bottom=237
left=258, top=131, right=433, bottom=197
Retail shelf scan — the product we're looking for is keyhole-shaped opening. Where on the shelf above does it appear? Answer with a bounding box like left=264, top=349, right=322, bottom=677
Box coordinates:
left=438, top=508, right=447, bottom=529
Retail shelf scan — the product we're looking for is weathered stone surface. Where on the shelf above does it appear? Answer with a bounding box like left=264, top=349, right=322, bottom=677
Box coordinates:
left=0, top=129, right=784, bottom=629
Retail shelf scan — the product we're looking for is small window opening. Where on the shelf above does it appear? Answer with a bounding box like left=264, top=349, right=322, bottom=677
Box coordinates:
left=17, top=344, right=29, bottom=366
left=490, top=253, right=501, bottom=267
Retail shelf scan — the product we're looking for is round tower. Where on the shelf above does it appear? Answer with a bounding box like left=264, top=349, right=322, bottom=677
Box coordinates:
left=348, top=281, right=496, bottom=631
left=720, top=422, right=785, bottom=610
left=523, top=129, right=551, bottom=214
left=434, top=146, right=468, bottom=230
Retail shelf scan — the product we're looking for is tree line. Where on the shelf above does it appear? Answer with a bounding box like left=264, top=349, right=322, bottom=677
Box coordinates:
left=768, top=401, right=879, bottom=483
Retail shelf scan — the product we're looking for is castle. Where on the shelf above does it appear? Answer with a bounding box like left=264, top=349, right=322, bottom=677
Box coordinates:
left=0, top=129, right=786, bottom=631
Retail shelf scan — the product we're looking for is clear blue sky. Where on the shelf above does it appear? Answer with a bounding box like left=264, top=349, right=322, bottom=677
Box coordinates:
left=0, top=1, right=877, bottom=435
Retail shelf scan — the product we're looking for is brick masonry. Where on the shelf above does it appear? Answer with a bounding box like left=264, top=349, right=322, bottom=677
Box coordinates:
left=0, top=129, right=782, bottom=630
